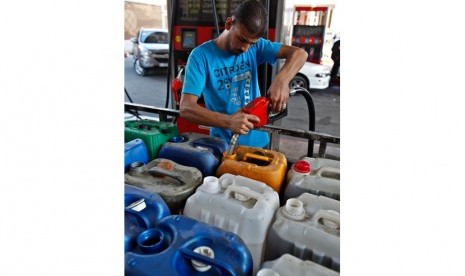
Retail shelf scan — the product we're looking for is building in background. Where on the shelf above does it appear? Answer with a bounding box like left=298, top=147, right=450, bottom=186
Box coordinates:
left=124, top=0, right=338, bottom=61
left=125, top=0, right=167, bottom=39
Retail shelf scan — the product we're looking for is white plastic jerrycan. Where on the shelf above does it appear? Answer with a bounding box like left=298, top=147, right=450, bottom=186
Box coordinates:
left=184, top=173, right=280, bottom=275
left=265, top=193, right=340, bottom=272
left=285, top=158, right=341, bottom=201
left=258, top=254, right=339, bottom=276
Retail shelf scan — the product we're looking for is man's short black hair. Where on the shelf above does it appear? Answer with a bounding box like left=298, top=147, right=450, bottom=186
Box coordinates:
left=231, top=0, right=268, bottom=37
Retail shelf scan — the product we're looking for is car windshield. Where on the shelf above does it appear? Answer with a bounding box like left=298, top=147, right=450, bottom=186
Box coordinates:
left=140, top=31, right=168, bottom=44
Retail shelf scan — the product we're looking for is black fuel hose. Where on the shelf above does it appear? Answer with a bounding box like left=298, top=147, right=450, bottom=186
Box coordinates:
left=289, top=88, right=316, bottom=157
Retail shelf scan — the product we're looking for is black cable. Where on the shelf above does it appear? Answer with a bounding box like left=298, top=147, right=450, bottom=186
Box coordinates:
left=165, top=0, right=177, bottom=109
left=125, top=87, right=134, bottom=103
left=125, top=87, right=142, bottom=120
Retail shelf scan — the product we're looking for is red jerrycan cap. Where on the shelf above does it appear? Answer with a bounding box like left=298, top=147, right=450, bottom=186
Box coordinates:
left=241, top=97, right=269, bottom=127
left=293, top=160, right=310, bottom=173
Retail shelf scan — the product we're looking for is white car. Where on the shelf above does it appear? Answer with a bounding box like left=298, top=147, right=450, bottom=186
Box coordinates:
left=289, top=61, right=331, bottom=90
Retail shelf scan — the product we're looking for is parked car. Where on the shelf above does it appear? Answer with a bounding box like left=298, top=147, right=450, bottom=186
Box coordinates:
left=131, top=28, right=169, bottom=76
left=289, top=61, right=331, bottom=90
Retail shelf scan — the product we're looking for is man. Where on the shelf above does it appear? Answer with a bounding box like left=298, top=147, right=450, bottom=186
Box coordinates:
left=180, top=0, right=307, bottom=148
left=330, top=37, right=340, bottom=85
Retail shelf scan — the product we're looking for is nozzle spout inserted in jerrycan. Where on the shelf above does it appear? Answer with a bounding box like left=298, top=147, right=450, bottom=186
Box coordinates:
left=227, top=97, right=287, bottom=155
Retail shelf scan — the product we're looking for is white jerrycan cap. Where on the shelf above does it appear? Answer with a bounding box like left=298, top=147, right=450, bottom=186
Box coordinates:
left=191, top=246, right=215, bottom=272
left=202, top=176, right=221, bottom=194
left=126, top=198, right=146, bottom=212
left=283, top=198, right=305, bottom=220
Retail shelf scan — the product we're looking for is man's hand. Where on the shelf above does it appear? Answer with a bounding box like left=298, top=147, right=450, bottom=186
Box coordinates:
left=228, top=110, right=260, bottom=135
left=268, top=45, right=308, bottom=113
left=267, top=78, right=290, bottom=113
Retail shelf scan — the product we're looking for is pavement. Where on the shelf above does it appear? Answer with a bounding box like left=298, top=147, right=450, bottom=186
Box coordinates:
left=271, top=84, right=340, bottom=162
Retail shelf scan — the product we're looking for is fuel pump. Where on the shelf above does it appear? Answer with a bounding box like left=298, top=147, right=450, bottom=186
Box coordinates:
left=291, top=6, right=333, bottom=64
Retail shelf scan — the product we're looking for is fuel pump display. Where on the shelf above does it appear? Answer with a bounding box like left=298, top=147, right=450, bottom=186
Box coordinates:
left=292, top=25, right=325, bottom=62
left=291, top=6, right=330, bottom=64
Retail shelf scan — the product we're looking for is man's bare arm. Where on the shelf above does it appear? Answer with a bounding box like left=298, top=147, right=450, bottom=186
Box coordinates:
left=180, top=93, right=260, bottom=135
left=267, top=45, right=308, bottom=113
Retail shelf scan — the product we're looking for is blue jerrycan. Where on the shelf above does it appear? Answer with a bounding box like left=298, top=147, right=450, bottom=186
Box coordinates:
left=124, top=184, right=170, bottom=252
left=125, top=139, right=149, bottom=173
left=125, top=215, right=253, bottom=276
left=158, top=132, right=228, bottom=177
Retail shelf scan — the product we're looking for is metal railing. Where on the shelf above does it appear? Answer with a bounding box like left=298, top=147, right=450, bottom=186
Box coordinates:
left=124, top=101, right=340, bottom=159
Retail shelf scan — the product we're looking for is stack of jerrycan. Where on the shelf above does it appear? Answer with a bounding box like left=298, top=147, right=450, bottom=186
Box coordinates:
left=284, top=157, right=341, bottom=201
left=158, top=132, right=228, bottom=177
left=258, top=254, right=339, bottom=276
left=125, top=158, right=202, bottom=214
left=125, top=119, right=178, bottom=161
left=265, top=193, right=340, bottom=272
left=124, top=139, right=149, bottom=173
left=184, top=173, right=280, bottom=274
left=216, top=146, right=287, bottom=192
left=125, top=215, right=253, bottom=275
left=124, top=185, right=170, bottom=252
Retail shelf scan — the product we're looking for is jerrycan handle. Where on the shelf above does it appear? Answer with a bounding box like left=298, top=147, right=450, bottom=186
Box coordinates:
left=316, top=166, right=340, bottom=179
left=311, top=209, right=340, bottom=229
left=125, top=207, right=152, bottom=229
left=178, top=247, right=235, bottom=276
left=225, top=185, right=263, bottom=203
left=243, top=152, right=273, bottom=163
left=147, top=167, right=185, bottom=185
left=192, top=141, right=218, bottom=155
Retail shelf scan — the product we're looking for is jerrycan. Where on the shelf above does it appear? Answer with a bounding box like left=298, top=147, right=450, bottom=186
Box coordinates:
left=284, top=158, right=341, bottom=201
left=184, top=173, right=280, bottom=274
left=258, top=254, right=339, bottom=276
left=265, top=193, right=340, bottom=272
left=125, top=119, right=179, bottom=161
left=124, top=184, right=170, bottom=252
left=299, top=157, right=340, bottom=172
left=125, top=158, right=202, bottom=214
left=217, top=146, right=287, bottom=192
left=125, top=215, right=253, bottom=276
left=158, top=132, right=228, bottom=177
left=125, top=139, right=149, bottom=173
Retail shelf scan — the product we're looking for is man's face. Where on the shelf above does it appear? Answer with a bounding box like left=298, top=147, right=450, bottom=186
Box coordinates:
left=226, top=21, right=260, bottom=55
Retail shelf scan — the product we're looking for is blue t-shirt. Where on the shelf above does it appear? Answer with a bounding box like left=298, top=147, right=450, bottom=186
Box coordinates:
left=182, top=38, right=282, bottom=148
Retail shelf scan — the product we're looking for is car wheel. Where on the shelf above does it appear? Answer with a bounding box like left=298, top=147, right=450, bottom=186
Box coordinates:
left=289, top=75, right=309, bottom=91
left=134, top=59, right=147, bottom=76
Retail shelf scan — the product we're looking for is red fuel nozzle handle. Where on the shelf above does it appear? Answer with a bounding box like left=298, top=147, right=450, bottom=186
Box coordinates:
left=241, top=97, right=288, bottom=127
left=227, top=97, right=287, bottom=155
left=241, top=97, right=270, bottom=128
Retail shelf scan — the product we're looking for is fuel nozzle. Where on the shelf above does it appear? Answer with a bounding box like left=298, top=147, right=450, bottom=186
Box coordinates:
left=226, top=97, right=272, bottom=155
left=227, top=133, right=239, bottom=155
